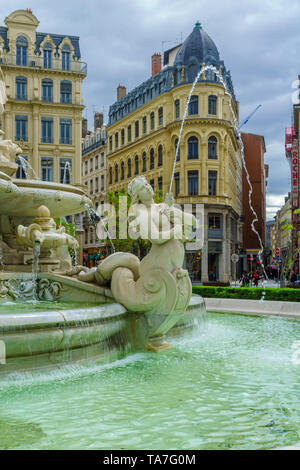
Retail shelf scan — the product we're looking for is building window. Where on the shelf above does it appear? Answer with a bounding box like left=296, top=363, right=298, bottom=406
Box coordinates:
left=188, top=95, right=198, bottom=115
left=90, top=158, right=93, bottom=172
left=109, top=136, right=112, bottom=151
left=134, top=155, right=139, bottom=175
left=16, top=36, right=28, bottom=66
left=150, top=148, right=155, bottom=169
left=109, top=167, right=112, bottom=184
left=121, top=161, right=125, bottom=180
left=60, top=119, right=72, bottom=144
left=208, top=95, right=217, bottom=115
left=16, top=76, right=27, bottom=100
left=143, top=116, right=147, bottom=134
left=158, top=107, right=163, bottom=126
left=101, top=153, right=105, bottom=167
left=175, top=99, right=180, bottom=119
left=150, top=112, right=155, bottom=130
left=188, top=136, right=198, bottom=159
left=121, top=128, right=125, bottom=145
left=175, top=138, right=180, bottom=161
left=41, top=117, right=53, bottom=143
left=101, top=174, right=104, bottom=190
left=90, top=179, right=93, bottom=195
left=95, top=155, right=99, bottom=170
left=43, top=43, right=52, bottom=69
left=15, top=115, right=28, bottom=141
left=208, top=170, right=217, bottom=196
left=115, top=132, right=119, bottom=148
left=158, top=145, right=163, bottom=167
left=174, top=172, right=180, bottom=196
left=41, top=157, right=53, bottom=182
left=95, top=177, right=99, bottom=192
left=115, top=164, right=119, bottom=182
left=142, top=152, right=146, bottom=172
left=84, top=161, right=88, bottom=175
left=158, top=176, right=163, bottom=191
left=135, top=120, right=139, bottom=138
left=208, top=136, right=218, bottom=159
left=60, top=158, right=72, bottom=184
left=128, top=125, right=132, bottom=142
left=150, top=179, right=154, bottom=189
left=42, top=79, right=53, bottom=102
left=127, top=158, right=132, bottom=178
left=208, top=214, right=221, bottom=230
left=15, top=155, right=27, bottom=179
left=62, top=45, right=71, bottom=71
left=60, top=80, right=72, bottom=104
left=188, top=170, right=198, bottom=196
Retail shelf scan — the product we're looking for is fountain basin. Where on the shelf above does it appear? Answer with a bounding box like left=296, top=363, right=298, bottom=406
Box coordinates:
left=0, top=174, right=91, bottom=217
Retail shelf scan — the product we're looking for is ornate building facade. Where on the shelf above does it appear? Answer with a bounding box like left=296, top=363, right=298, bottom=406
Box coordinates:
left=0, top=9, right=86, bottom=186
left=82, top=114, right=107, bottom=266
left=106, top=22, right=243, bottom=284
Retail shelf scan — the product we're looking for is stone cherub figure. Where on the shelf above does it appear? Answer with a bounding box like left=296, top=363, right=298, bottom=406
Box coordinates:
left=0, top=65, right=20, bottom=177
left=78, top=176, right=197, bottom=349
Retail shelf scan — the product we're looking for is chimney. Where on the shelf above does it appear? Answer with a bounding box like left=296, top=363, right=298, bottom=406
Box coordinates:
left=94, top=112, right=103, bottom=131
left=82, top=117, right=88, bottom=138
left=152, top=53, right=161, bottom=76
left=117, top=85, right=126, bottom=101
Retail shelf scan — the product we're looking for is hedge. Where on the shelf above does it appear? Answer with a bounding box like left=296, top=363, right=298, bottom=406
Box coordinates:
left=192, top=286, right=300, bottom=303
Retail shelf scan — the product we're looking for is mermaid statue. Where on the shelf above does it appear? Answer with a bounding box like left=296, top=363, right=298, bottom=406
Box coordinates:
left=78, top=176, right=197, bottom=350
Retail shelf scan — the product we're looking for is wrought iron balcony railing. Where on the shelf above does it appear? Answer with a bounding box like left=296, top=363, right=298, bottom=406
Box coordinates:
left=0, top=55, right=87, bottom=75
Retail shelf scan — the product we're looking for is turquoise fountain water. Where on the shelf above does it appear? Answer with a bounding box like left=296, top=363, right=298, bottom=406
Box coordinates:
left=0, top=312, right=299, bottom=450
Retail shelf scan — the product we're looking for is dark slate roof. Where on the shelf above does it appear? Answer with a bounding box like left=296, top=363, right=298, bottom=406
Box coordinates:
left=174, top=21, right=219, bottom=67
left=35, top=32, right=81, bottom=58
left=108, top=22, right=236, bottom=126
left=0, top=26, right=81, bottom=58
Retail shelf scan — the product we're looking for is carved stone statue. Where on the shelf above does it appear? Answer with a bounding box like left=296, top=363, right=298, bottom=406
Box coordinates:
left=78, top=176, right=197, bottom=350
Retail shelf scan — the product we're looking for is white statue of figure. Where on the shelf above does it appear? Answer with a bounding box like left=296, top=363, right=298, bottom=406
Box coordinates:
left=78, top=176, right=197, bottom=350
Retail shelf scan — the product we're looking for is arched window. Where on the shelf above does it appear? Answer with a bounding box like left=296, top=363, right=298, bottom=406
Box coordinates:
left=175, top=138, right=180, bottom=161
left=42, top=79, right=53, bottom=102
left=142, top=152, right=146, bottom=172
left=16, top=36, right=28, bottom=66
left=121, top=129, right=125, bottom=145
left=208, top=136, right=218, bottom=159
left=16, top=76, right=27, bottom=100
left=115, top=164, right=118, bottom=182
left=60, top=80, right=72, bottom=103
left=115, top=132, right=119, bottom=148
left=158, top=145, right=163, bottom=166
left=109, top=167, right=112, bottom=185
left=150, top=112, right=155, bottom=130
left=174, top=99, right=180, bottom=119
left=208, top=95, right=217, bottom=115
left=188, top=136, right=198, bottom=159
left=121, top=161, right=125, bottom=180
left=134, top=155, right=139, bottom=175
left=62, top=44, right=71, bottom=71
left=150, top=148, right=155, bottom=169
left=189, top=95, right=198, bottom=115
left=43, top=43, right=52, bottom=69
left=127, top=158, right=132, bottom=178
left=158, top=107, right=163, bottom=126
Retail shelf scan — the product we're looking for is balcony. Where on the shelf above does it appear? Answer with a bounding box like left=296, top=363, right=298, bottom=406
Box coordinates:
left=0, top=54, right=87, bottom=75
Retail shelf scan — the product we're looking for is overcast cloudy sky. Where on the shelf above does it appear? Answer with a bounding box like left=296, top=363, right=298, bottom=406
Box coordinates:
left=3, top=0, right=300, bottom=219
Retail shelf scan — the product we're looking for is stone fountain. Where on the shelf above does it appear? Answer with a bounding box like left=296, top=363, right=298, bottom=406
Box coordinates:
left=0, top=68, right=206, bottom=374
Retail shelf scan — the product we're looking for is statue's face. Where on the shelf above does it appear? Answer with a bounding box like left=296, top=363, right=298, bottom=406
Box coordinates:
left=138, top=182, right=154, bottom=204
